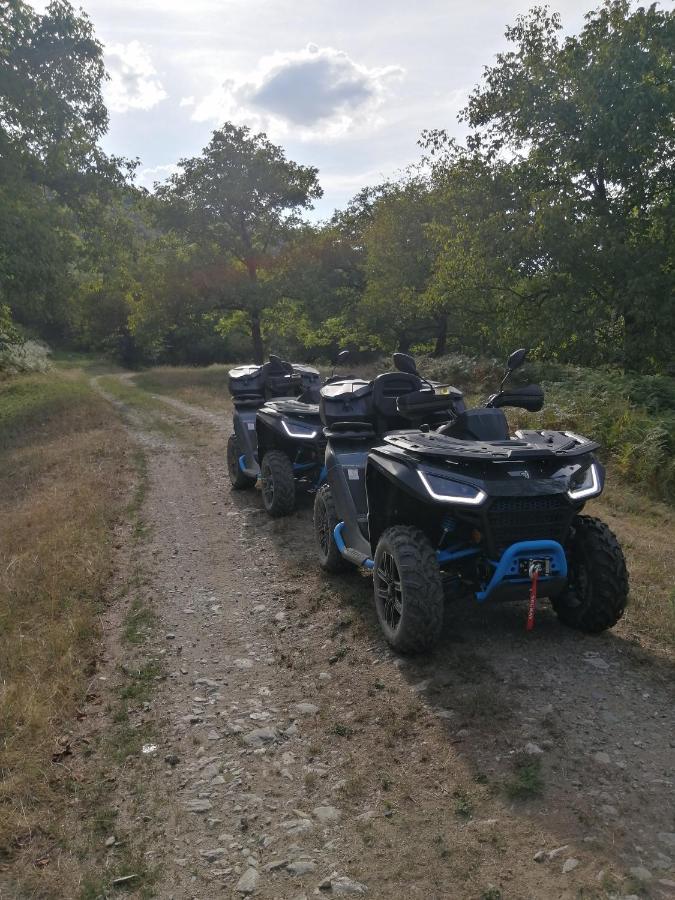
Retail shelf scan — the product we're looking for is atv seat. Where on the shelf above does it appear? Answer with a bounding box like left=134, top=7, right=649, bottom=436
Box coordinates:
left=371, top=372, right=423, bottom=433
left=261, top=357, right=303, bottom=399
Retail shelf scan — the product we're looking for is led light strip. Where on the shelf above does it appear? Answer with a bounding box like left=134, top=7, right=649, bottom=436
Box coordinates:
left=282, top=420, right=318, bottom=439
left=418, top=471, right=487, bottom=505
left=567, top=462, right=600, bottom=500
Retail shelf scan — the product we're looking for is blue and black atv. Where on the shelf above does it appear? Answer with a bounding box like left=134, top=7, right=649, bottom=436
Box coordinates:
left=227, top=352, right=352, bottom=517
left=226, top=354, right=320, bottom=493
left=313, top=349, right=629, bottom=653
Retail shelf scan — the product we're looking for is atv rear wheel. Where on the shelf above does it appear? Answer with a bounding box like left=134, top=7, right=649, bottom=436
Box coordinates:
left=373, top=526, right=444, bottom=654
left=227, top=434, right=255, bottom=490
left=314, top=485, right=350, bottom=573
left=260, top=450, right=295, bottom=517
left=553, top=515, right=628, bottom=633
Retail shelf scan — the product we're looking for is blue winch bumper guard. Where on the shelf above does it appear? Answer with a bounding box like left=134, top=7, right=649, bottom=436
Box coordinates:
left=475, top=540, right=567, bottom=602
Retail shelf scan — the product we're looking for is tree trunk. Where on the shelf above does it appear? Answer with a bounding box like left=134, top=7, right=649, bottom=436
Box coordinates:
left=433, top=315, right=448, bottom=357
left=250, top=311, right=264, bottom=364
left=397, top=334, right=412, bottom=353
left=244, top=257, right=265, bottom=364
left=623, top=309, right=646, bottom=373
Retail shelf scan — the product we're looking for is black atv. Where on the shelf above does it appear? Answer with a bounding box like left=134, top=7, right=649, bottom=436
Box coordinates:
left=255, top=351, right=357, bottom=517
left=313, top=349, right=629, bottom=653
left=226, top=355, right=320, bottom=492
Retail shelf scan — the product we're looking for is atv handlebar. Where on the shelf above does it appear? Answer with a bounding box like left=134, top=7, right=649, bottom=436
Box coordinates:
left=396, top=389, right=453, bottom=418
left=485, top=384, right=544, bottom=412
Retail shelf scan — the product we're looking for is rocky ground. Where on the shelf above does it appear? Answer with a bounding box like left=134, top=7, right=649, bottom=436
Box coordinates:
left=89, top=376, right=674, bottom=900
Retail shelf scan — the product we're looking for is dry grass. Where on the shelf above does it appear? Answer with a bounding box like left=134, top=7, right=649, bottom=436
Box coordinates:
left=0, top=370, right=133, bottom=873
left=133, top=365, right=232, bottom=412
left=591, top=482, right=675, bottom=650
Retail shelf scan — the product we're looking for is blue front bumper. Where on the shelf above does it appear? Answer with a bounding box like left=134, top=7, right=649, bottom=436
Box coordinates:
left=475, top=540, right=567, bottom=602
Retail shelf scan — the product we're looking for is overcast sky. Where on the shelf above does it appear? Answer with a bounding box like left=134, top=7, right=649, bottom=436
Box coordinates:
left=32, top=0, right=599, bottom=219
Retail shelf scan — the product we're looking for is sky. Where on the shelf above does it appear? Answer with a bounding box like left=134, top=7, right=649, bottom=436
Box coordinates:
left=31, top=0, right=598, bottom=219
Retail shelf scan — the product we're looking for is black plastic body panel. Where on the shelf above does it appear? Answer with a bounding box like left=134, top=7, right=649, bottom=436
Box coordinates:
left=442, top=407, right=510, bottom=441
left=325, top=437, right=373, bottom=558
left=256, top=406, right=325, bottom=476
left=366, top=442, right=601, bottom=556
left=233, top=407, right=260, bottom=474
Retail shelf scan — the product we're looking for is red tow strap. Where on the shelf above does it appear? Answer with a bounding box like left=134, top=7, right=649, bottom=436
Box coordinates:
left=526, top=565, right=540, bottom=632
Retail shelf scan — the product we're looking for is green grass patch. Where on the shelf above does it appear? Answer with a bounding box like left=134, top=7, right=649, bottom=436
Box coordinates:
left=134, top=364, right=231, bottom=395
left=119, top=660, right=162, bottom=702
left=132, top=365, right=232, bottom=413
left=96, top=375, right=179, bottom=434
left=503, top=754, right=544, bottom=801
left=453, top=788, right=474, bottom=819
left=0, top=372, right=106, bottom=451
left=123, top=597, right=156, bottom=645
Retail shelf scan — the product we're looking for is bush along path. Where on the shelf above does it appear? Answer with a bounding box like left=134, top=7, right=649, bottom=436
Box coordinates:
left=88, top=373, right=675, bottom=900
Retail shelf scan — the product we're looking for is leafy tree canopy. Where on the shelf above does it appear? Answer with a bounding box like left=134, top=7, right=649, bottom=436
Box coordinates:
left=155, top=123, right=322, bottom=361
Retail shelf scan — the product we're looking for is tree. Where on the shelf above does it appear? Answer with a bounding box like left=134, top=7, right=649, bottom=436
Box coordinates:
left=0, top=0, right=133, bottom=340
left=0, top=0, right=128, bottom=191
left=156, top=123, right=322, bottom=362
left=463, top=0, right=675, bottom=372
left=360, top=179, right=438, bottom=353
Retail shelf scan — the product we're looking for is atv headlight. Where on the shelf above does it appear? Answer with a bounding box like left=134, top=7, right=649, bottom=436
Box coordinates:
left=418, top=471, right=487, bottom=505
left=567, top=462, right=601, bottom=500
left=282, top=419, right=318, bottom=439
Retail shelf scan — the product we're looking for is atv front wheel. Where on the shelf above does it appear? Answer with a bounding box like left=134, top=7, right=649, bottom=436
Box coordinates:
left=373, top=526, right=444, bottom=654
left=314, top=485, right=350, bottom=573
left=553, top=515, right=628, bottom=633
left=260, top=450, right=295, bottom=517
left=227, top=434, right=256, bottom=490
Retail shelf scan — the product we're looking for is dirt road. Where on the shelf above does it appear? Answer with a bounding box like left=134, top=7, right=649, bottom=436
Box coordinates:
left=94, top=376, right=675, bottom=900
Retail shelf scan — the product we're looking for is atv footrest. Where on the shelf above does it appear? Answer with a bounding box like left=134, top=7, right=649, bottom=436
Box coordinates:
left=333, top=522, right=374, bottom=570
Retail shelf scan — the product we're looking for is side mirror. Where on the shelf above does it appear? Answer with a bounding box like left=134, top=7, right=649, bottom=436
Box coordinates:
left=268, top=354, right=282, bottom=366
left=393, top=352, right=418, bottom=375
left=507, top=348, right=529, bottom=371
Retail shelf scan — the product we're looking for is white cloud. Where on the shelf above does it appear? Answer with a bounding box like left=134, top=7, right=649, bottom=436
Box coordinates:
left=179, top=96, right=195, bottom=107
left=135, top=163, right=178, bottom=189
left=191, top=44, right=403, bottom=141
left=104, top=41, right=168, bottom=113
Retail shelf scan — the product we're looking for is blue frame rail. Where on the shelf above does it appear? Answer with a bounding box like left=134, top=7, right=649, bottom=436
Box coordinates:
left=333, top=522, right=375, bottom=570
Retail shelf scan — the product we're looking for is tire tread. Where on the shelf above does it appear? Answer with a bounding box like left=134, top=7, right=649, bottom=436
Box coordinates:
left=553, top=515, right=629, bottom=633
left=261, top=450, right=296, bottom=517
left=313, top=484, right=350, bottom=573
left=374, top=525, right=444, bottom=654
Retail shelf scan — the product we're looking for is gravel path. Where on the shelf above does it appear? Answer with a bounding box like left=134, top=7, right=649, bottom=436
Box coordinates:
left=98, top=377, right=675, bottom=900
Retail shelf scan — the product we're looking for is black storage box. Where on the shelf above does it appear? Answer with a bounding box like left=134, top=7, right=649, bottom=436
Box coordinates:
left=228, top=364, right=266, bottom=399
left=320, top=379, right=373, bottom=427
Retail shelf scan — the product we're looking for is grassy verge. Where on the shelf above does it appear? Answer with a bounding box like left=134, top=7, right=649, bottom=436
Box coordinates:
left=133, top=365, right=231, bottom=411
left=96, top=374, right=181, bottom=434
left=592, top=484, right=675, bottom=649
left=0, top=368, right=134, bottom=891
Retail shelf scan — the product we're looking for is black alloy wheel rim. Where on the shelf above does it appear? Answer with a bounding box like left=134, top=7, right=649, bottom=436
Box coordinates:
left=262, top=463, right=274, bottom=506
left=376, top=551, right=403, bottom=631
left=317, top=500, right=330, bottom=556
